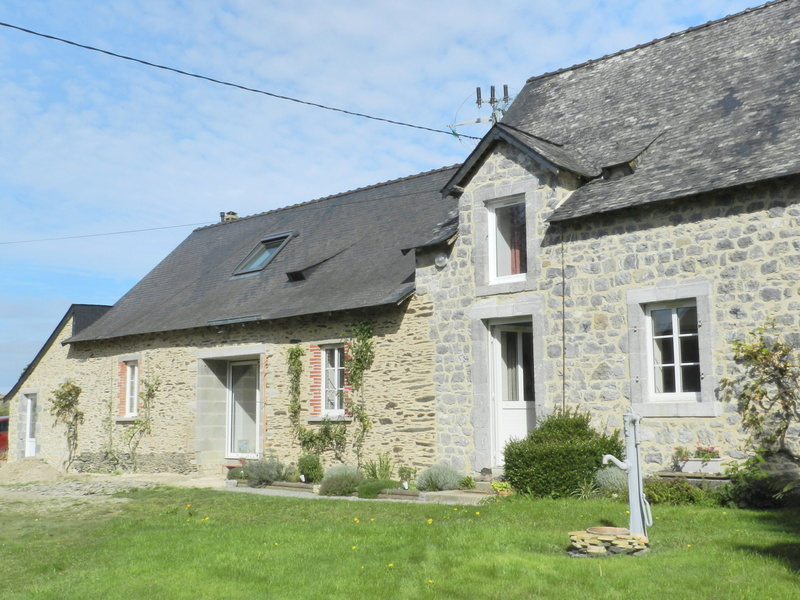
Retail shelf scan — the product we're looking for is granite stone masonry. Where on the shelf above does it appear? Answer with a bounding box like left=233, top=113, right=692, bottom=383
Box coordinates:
left=15, top=299, right=438, bottom=475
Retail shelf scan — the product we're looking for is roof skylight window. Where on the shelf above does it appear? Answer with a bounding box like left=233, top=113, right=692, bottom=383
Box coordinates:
left=234, top=234, right=291, bottom=275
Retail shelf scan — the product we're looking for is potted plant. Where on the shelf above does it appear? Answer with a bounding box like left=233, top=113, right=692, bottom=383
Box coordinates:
left=491, top=480, right=514, bottom=496
left=675, top=443, right=723, bottom=474
left=397, top=465, right=417, bottom=490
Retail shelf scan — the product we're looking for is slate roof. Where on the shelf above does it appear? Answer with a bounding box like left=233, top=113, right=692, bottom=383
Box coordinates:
left=449, top=0, right=800, bottom=222
left=6, top=304, right=111, bottom=397
left=70, top=166, right=459, bottom=342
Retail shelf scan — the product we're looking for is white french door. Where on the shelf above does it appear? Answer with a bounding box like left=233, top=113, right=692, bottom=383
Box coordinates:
left=226, top=361, right=260, bottom=459
left=490, top=323, right=535, bottom=465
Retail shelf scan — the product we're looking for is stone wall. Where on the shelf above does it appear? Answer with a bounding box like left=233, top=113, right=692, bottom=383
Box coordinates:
left=12, top=297, right=438, bottom=475
left=420, top=139, right=800, bottom=474
left=8, top=317, right=77, bottom=469
left=548, top=176, right=800, bottom=470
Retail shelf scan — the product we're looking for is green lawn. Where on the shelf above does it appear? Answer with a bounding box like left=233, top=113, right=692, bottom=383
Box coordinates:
left=1, top=487, right=798, bottom=599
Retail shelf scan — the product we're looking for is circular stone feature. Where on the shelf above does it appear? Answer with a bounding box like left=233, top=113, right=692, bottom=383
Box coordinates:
left=586, top=526, right=630, bottom=535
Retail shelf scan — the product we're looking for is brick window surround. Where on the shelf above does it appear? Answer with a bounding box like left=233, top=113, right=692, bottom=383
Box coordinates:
left=308, top=344, right=352, bottom=421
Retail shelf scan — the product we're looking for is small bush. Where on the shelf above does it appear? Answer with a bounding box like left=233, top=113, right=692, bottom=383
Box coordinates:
left=714, top=454, right=785, bottom=509
left=397, top=466, right=417, bottom=482
left=319, top=465, right=362, bottom=496
left=226, top=466, right=247, bottom=480
left=503, top=409, right=623, bottom=498
left=644, top=477, right=713, bottom=506
left=595, top=465, right=628, bottom=497
left=416, top=464, right=462, bottom=491
left=243, top=456, right=292, bottom=487
left=459, top=476, right=476, bottom=490
left=357, top=479, right=399, bottom=498
left=297, top=453, right=324, bottom=483
left=363, top=453, right=394, bottom=480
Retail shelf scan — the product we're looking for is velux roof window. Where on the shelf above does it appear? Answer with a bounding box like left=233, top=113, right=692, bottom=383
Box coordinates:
left=234, top=233, right=291, bottom=275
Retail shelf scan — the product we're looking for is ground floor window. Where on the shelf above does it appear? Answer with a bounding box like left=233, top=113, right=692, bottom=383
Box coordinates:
left=22, top=392, right=38, bottom=458
left=647, top=302, right=700, bottom=398
left=627, top=281, right=720, bottom=417
left=324, top=346, right=346, bottom=415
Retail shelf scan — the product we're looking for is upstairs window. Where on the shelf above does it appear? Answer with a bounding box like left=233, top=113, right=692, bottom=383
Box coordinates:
left=489, top=199, right=527, bottom=283
left=234, top=234, right=291, bottom=275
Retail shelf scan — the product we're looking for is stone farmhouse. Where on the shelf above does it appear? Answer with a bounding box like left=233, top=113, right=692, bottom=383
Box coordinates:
left=7, top=0, right=800, bottom=476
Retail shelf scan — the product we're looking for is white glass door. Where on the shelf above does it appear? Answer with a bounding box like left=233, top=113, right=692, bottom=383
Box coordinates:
left=226, top=361, right=260, bottom=458
left=491, top=323, right=535, bottom=465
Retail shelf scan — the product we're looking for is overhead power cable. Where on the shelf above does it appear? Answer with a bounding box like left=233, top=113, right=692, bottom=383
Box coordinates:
left=0, top=222, right=214, bottom=245
left=0, top=21, right=480, bottom=140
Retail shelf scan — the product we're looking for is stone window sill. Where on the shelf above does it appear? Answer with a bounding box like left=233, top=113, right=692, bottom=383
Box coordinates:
left=307, top=415, right=353, bottom=423
left=632, top=402, right=723, bottom=418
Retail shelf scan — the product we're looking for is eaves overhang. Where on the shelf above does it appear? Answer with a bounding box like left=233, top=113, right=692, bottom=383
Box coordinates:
left=440, top=123, right=600, bottom=198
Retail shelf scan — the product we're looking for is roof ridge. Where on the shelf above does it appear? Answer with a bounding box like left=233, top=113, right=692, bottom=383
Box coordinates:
left=196, top=164, right=461, bottom=231
left=523, top=0, right=786, bottom=85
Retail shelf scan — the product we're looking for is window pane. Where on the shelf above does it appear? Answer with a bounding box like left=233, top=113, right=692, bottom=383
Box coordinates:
left=653, top=366, right=676, bottom=393
left=501, top=331, right=520, bottom=402
left=677, top=306, right=698, bottom=334
left=324, top=348, right=344, bottom=411
left=681, top=365, right=701, bottom=392
left=495, top=203, right=527, bottom=277
left=652, top=337, right=674, bottom=365
left=680, top=336, right=700, bottom=364
left=521, top=331, right=534, bottom=402
left=237, top=237, right=287, bottom=273
left=230, top=363, right=258, bottom=454
left=651, top=308, right=673, bottom=336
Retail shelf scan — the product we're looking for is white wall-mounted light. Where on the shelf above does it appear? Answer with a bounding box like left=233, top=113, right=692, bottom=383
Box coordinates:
left=434, top=253, right=448, bottom=269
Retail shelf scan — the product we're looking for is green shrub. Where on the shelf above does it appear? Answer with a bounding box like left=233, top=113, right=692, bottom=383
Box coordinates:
left=363, top=453, right=393, bottom=480
left=644, top=477, right=714, bottom=505
left=357, top=479, right=399, bottom=498
left=416, top=464, right=462, bottom=491
left=459, top=476, right=476, bottom=490
left=226, top=465, right=247, bottom=480
left=297, top=453, right=324, bottom=483
left=243, top=456, right=292, bottom=487
left=503, top=409, right=623, bottom=498
left=714, top=454, right=785, bottom=509
left=319, top=465, right=362, bottom=496
left=595, top=465, right=628, bottom=497
left=397, top=466, right=417, bottom=482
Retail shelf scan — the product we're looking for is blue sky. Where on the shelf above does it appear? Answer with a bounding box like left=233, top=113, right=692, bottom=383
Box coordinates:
left=0, top=0, right=758, bottom=393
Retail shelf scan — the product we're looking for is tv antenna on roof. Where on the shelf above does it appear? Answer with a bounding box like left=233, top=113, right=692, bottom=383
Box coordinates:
left=448, top=85, right=513, bottom=136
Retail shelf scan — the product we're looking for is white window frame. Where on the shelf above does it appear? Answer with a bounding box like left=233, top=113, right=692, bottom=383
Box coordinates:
left=645, top=301, right=700, bottom=402
left=225, top=360, right=261, bottom=459
left=487, top=197, right=527, bottom=285
left=323, top=346, right=346, bottom=417
left=627, top=281, right=720, bottom=417
left=125, top=361, right=139, bottom=417
left=491, top=323, right=535, bottom=404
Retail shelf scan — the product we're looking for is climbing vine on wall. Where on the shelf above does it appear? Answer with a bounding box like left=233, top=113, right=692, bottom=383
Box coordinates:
left=49, top=379, right=84, bottom=471
left=343, top=323, right=375, bottom=464
left=721, top=319, right=800, bottom=455
left=286, top=323, right=375, bottom=464
left=125, top=376, right=161, bottom=472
